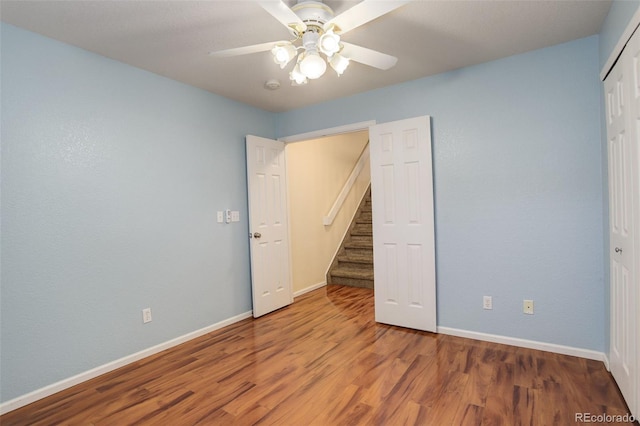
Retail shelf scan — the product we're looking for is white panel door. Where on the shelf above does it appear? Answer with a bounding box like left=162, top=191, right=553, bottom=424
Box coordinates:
left=369, top=116, right=436, bottom=332
left=628, top=25, right=640, bottom=420
left=605, top=28, right=639, bottom=417
left=246, top=135, right=292, bottom=318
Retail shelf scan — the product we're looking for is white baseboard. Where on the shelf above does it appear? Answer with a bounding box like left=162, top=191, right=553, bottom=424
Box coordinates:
left=294, top=281, right=326, bottom=298
left=437, top=326, right=607, bottom=363
left=1, top=312, right=609, bottom=415
left=0, top=310, right=253, bottom=415
left=602, top=353, right=611, bottom=371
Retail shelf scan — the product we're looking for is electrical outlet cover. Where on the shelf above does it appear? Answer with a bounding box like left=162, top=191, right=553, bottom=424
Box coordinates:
left=483, top=296, right=492, bottom=310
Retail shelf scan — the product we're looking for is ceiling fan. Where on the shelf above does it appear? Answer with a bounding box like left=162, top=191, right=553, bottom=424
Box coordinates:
left=209, top=0, right=410, bottom=85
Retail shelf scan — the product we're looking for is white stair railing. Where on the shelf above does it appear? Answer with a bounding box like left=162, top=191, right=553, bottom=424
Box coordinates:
left=323, top=143, right=370, bottom=226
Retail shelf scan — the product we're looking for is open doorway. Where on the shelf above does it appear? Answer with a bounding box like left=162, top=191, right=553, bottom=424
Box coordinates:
left=253, top=116, right=436, bottom=332
left=285, top=129, right=371, bottom=296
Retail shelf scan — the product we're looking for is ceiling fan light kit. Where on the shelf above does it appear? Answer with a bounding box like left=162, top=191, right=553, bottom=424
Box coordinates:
left=329, top=53, right=349, bottom=76
left=278, top=13, right=343, bottom=84
left=318, top=29, right=341, bottom=56
left=271, top=42, right=297, bottom=69
left=209, top=0, right=409, bottom=86
left=299, top=50, right=327, bottom=80
left=290, top=63, right=308, bottom=85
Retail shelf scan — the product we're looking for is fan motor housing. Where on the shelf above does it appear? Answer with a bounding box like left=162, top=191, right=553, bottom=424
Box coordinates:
left=292, top=1, right=334, bottom=30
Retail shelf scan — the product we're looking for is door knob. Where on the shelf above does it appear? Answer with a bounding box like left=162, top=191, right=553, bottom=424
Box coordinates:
left=253, top=232, right=262, bottom=239
left=615, top=247, right=623, bottom=253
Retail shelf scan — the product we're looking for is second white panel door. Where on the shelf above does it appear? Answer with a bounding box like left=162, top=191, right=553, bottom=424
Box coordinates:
left=369, top=116, right=436, bottom=332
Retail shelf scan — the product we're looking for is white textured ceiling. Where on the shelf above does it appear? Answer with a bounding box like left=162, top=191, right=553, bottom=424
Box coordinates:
left=1, top=0, right=611, bottom=112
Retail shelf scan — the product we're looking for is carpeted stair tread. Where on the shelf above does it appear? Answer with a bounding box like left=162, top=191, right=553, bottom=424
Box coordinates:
left=330, top=276, right=373, bottom=289
left=345, top=240, right=373, bottom=249
left=344, top=248, right=372, bottom=259
left=337, top=252, right=373, bottom=264
left=336, top=261, right=372, bottom=271
left=331, top=265, right=374, bottom=280
left=351, top=224, right=372, bottom=236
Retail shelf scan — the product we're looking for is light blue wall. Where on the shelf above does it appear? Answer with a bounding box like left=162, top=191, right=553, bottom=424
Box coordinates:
left=277, top=36, right=604, bottom=351
left=0, top=21, right=611, bottom=406
left=0, top=24, right=275, bottom=402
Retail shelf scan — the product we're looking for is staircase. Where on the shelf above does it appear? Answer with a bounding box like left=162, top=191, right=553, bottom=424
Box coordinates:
left=327, top=187, right=373, bottom=289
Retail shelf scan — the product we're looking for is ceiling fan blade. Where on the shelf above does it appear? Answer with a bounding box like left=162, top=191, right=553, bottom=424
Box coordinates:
left=209, top=41, right=283, bottom=58
left=341, top=42, right=398, bottom=70
left=258, top=1, right=307, bottom=34
left=324, top=0, right=410, bottom=34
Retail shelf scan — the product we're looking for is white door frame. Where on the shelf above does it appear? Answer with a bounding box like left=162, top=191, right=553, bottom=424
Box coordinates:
left=279, top=121, right=376, bottom=144
left=281, top=118, right=437, bottom=334
left=279, top=121, right=376, bottom=297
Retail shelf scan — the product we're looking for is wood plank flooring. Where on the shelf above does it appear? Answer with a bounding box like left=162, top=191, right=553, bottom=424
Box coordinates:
left=1, top=285, right=633, bottom=425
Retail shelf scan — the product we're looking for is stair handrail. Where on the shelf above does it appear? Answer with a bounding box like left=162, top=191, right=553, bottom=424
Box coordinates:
left=323, top=143, right=370, bottom=226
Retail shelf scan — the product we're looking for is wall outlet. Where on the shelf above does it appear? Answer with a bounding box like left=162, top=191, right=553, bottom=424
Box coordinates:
left=483, top=296, right=493, bottom=310
left=523, top=300, right=534, bottom=315
left=142, top=308, right=152, bottom=323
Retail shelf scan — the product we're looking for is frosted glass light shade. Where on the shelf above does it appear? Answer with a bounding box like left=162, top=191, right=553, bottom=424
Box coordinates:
left=271, top=43, right=297, bottom=69
left=318, top=31, right=340, bottom=56
left=299, top=52, right=327, bottom=79
left=289, top=64, right=308, bottom=85
left=330, top=53, right=349, bottom=76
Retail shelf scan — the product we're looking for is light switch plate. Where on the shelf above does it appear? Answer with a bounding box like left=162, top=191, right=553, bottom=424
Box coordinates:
left=142, top=308, right=152, bottom=323
left=483, top=296, right=492, bottom=310
left=231, top=211, right=240, bottom=222
left=216, top=211, right=223, bottom=223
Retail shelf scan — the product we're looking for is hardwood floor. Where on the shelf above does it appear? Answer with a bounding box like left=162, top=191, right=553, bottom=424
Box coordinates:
left=1, top=285, right=633, bottom=425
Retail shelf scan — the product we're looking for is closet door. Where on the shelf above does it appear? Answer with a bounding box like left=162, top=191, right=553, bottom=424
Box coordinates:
left=605, top=27, right=639, bottom=418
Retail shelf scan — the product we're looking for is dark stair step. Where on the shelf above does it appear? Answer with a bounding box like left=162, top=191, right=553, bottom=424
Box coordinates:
left=351, top=224, right=372, bottom=236
left=336, top=262, right=373, bottom=272
left=337, top=252, right=373, bottom=264
left=330, top=275, right=374, bottom=289
left=350, top=234, right=371, bottom=242
left=345, top=239, right=373, bottom=249
left=344, top=248, right=372, bottom=260
left=331, top=265, right=374, bottom=280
